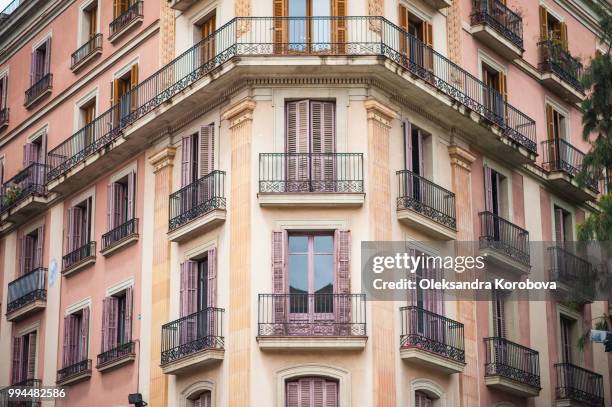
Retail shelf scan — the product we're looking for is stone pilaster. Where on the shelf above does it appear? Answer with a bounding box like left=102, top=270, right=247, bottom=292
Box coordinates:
left=446, top=0, right=463, bottom=65
left=222, top=98, right=256, bottom=407
left=147, top=147, right=176, bottom=407
left=448, top=144, right=478, bottom=407
left=159, top=0, right=176, bottom=65
left=365, top=99, right=398, bottom=407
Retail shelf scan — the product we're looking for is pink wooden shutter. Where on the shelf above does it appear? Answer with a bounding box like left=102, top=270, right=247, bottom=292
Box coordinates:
left=493, top=291, right=505, bottom=338
left=107, top=183, right=114, bottom=230
left=286, top=100, right=310, bottom=189
left=300, top=378, right=312, bottom=406
left=187, top=261, right=198, bottom=341
left=23, top=235, right=34, bottom=274
left=66, top=208, right=74, bottom=253
left=101, top=297, right=109, bottom=352
left=127, top=170, right=135, bottom=220
left=554, top=208, right=565, bottom=243
left=26, top=332, right=36, bottom=379
left=23, top=143, right=38, bottom=167
left=124, top=287, right=133, bottom=343
left=207, top=248, right=217, bottom=308
left=404, top=120, right=413, bottom=169
left=416, top=129, right=424, bottom=176
left=0, top=76, right=7, bottom=110
left=80, top=307, right=89, bottom=361
left=12, top=336, right=22, bottom=384
left=180, top=262, right=187, bottom=317
left=272, top=231, right=288, bottom=332
left=335, top=230, right=351, bottom=335
left=73, top=207, right=83, bottom=249
left=113, top=183, right=124, bottom=227
left=199, top=392, right=211, bottom=407
left=484, top=166, right=493, bottom=212
left=108, top=297, right=119, bottom=350
left=310, top=101, right=335, bottom=190
left=70, top=316, right=79, bottom=365
left=199, top=124, right=215, bottom=177
left=30, top=51, right=36, bottom=85
left=43, top=37, right=52, bottom=75
left=17, top=235, right=25, bottom=276
left=286, top=382, right=299, bottom=407
left=63, top=315, right=71, bottom=367
left=325, top=380, right=338, bottom=407
left=313, top=378, right=324, bottom=405
left=34, top=225, right=45, bottom=269
left=181, top=135, right=193, bottom=187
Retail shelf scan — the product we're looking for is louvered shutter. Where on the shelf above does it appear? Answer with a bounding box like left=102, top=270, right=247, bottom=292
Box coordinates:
left=325, top=380, right=338, bottom=407
left=129, top=64, right=139, bottom=111
left=199, top=124, right=215, bottom=177
left=539, top=6, right=548, bottom=40
left=273, top=0, right=287, bottom=53
left=180, top=262, right=187, bottom=317
left=313, top=378, right=324, bottom=406
left=484, top=166, right=493, bottom=212
left=272, top=230, right=288, bottom=333
left=107, top=183, right=114, bottom=230
left=108, top=296, right=119, bottom=351
left=554, top=208, right=565, bottom=243
left=26, top=332, right=36, bottom=379
left=286, top=382, right=299, bottom=407
left=127, top=170, right=135, bottom=220
left=310, top=101, right=335, bottom=191
left=300, top=378, right=312, bottom=406
left=332, top=0, right=346, bottom=53
left=403, top=120, right=413, bottom=197
left=63, top=315, right=71, bottom=367
left=80, top=307, right=89, bottom=361
left=73, top=206, right=84, bottom=249
left=335, top=230, right=351, bottom=335
left=181, top=135, right=193, bottom=187
left=124, top=287, right=133, bottom=343
left=493, top=291, right=506, bottom=338
left=17, top=235, right=25, bottom=276
left=114, top=182, right=125, bottom=227
left=101, top=297, right=109, bottom=352
left=560, top=22, right=568, bottom=50
left=23, top=143, right=38, bottom=167
left=207, top=248, right=217, bottom=337
left=34, top=225, right=44, bottom=269
left=12, top=336, right=23, bottom=384
left=199, top=392, right=211, bottom=407
left=399, top=4, right=409, bottom=56
left=422, top=21, right=434, bottom=72
left=286, top=100, right=310, bottom=191
left=180, top=261, right=198, bottom=343
left=43, top=37, right=52, bottom=76
left=0, top=76, right=7, bottom=111
left=30, top=51, right=36, bottom=85
left=23, top=235, right=34, bottom=275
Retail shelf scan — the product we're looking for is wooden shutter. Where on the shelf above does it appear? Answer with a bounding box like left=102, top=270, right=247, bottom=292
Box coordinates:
left=124, top=287, right=133, bottom=343
left=26, top=332, right=36, bottom=379
left=181, top=135, right=193, bottom=187
left=23, top=143, right=38, bottom=167
left=286, top=100, right=310, bottom=188
left=560, top=317, right=572, bottom=362
left=399, top=4, right=409, bottom=55
left=114, top=0, right=128, bottom=18
left=0, top=75, right=7, bottom=111
left=111, top=79, right=121, bottom=106
left=180, top=261, right=198, bottom=317
left=63, top=315, right=71, bottom=367
left=300, top=379, right=312, bottom=406
left=101, top=298, right=109, bottom=352
left=114, top=182, right=125, bottom=226
left=43, top=37, right=52, bottom=76
left=34, top=225, right=44, bottom=269
left=484, top=166, right=493, bottom=212
left=325, top=380, right=338, bottom=407
left=560, top=22, right=568, bottom=50
left=127, top=170, right=135, bottom=220
left=335, top=230, right=351, bottom=335
left=403, top=120, right=413, bottom=171
left=22, top=235, right=34, bottom=275
left=272, top=231, right=288, bottom=331
left=332, top=0, right=346, bottom=53
left=73, top=206, right=84, bottom=249
left=539, top=6, right=548, bottom=40
left=493, top=291, right=506, bottom=338
left=207, top=248, right=217, bottom=308
left=415, top=130, right=424, bottom=176
left=286, top=382, right=300, bottom=407
left=30, top=51, right=36, bottom=85
left=130, top=64, right=139, bottom=110
left=422, top=21, right=434, bottom=71
left=88, top=6, right=97, bottom=38
left=310, top=101, right=335, bottom=190
left=12, top=336, right=23, bottom=384
left=80, top=307, right=89, bottom=361
left=108, top=296, right=118, bottom=351
left=199, top=124, right=215, bottom=178
left=554, top=208, right=565, bottom=243
left=273, top=0, right=287, bottom=53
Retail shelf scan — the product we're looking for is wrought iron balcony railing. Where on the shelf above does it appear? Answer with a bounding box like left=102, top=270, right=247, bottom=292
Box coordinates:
left=71, top=33, right=103, bottom=69
left=47, top=16, right=537, bottom=184
left=169, top=171, right=226, bottom=231
left=470, top=0, right=523, bottom=49
left=259, top=153, right=364, bottom=193
left=62, top=241, right=96, bottom=271
left=0, top=163, right=47, bottom=214
left=109, top=1, right=143, bottom=38
left=479, top=211, right=530, bottom=266
left=396, top=170, right=456, bottom=229
left=102, top=218, right=138, bottom=250
left=56, top=359, right=91, bottom=384
left=541, top=138, right=598, bottom=192
left=7, top=267, right=46, bottom=314
left=258, top=293, right=366, bottom=337
left=548, top=246, right=595, bottom=282
left=484, top=337, right=541, bottom=389
left=24, top=74, right=52, bottom=107
left=96, top=341, right=135, bottom=368
left=161, top=307, right=224, bottom=366
left=0, top=108, right=8, bottom=128
left=538, top=40, right=583, bottom=93
left=0, top=379, right=41, bottom=407
left=555, top=363, right=604, bottom=407
left=400, top=306, right=465, bottom=363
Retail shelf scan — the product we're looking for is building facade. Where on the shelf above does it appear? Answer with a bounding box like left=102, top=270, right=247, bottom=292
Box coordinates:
left=0, top=0, right=610, bottom=406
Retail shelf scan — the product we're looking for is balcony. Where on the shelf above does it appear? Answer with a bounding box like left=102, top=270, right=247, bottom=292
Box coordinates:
left=168, top=171, right=226, bottom=243
left=46, top=16, right=537, bottom=199
left=108, top=1, right=143, bottom=43
left=258, top=153, right=365, bottom=207
left=548, top=246, right=596, bottom=302
left=96, top=341, right=136, bottom=372
left=160, top=307, right=224, bottom=375
left=0, top=163, right=48, bottom=226
left=479, top=211, right=530, bottom=273
left=555, top=363, right=604, bottom=407
left=541, top=138, right=598, bottom=202
left=6, top=267, right=46, bottom=322
left=396, top=170, right=456, bottom=239
left=0, top=108, right=8, bottom=130
left=24, top=74, right=52, bottom=108
left=169, top=0, right=198, bottom=11
left=62, top=241, right=96, bottom=276
left=257, top=293, right=367, bottom=350
left=538, top=40, right=584, bottom=103
left=101, top=218, right=139, bottom=256
left=70, top=34, right=103, bottom=72
left=470, top=0, right=524, bottom=59
left=484, top=337, right=541, bottom=397
left=56, top=359, right=92, bottom=386
left=399, top=306, right=465, bottom=374
left=0, top=379, right=42, bottom=407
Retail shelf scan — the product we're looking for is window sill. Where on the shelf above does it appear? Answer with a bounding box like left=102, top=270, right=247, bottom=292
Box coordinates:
left=100, top=233, right=139, bottom=257
left=96, top=352, right=135, bottom=373
left=257, top=336, right=367, bottom=351
left=400, top=347, right=465, bottom=375
left=485, top=375, right=541, bottom=398
left=167, top=209, right=225, bottom=243
left=6, top=298, right=46, bottom=322
left=62, top=255, right=96, bottom=277
left=161, top=348, right=224, bottom=375
left=108, top=16, right=143, bottom=44
left=257, top=192, right=365, bottom=208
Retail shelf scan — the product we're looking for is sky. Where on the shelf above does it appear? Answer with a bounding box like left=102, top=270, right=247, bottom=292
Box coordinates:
left=0, top=0, right=13, bottom=11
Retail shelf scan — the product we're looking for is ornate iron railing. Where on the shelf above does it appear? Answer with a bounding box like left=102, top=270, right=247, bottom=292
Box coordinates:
left=541, top=138, right=598, bottom=192
left=555, top=363, right=604, bottom=407
left=48, top=16, right=537, bottom=182
left=400, top=306, right=465, bottom=363
left=102, top=218, right=138, bottom=250
left=56, top=359, right=91, bottom=384
left=71, top=33, right=103, bottom=69
left=0, top=163, right=47, bottom=213
left=470, top=0, right=523, bottom=49
left=96, top=341, right=135, bottom=367
left=24, top=74, right=52, bottom=107
left=259, top=153, right=364, bottom=193
left=548, top=246, right=596, bottom=300
left=0, top=108, right=8, bottom=128
left=161, top=307, right=224, bottom=366
left=0, top=379, right=41, bottom=407
left=62, top=241, right=96, bottom=271
left=169, top=171, right=226, bottom=231
left=479, top=211, right=530, bottom=266
left=109, top=1, right=143, bottom=38
left=7, top=267, right=46, bottom=314
left=258, top=293, right=366, bottom=337
left=396, top=170, right=456, bottom=229
left=538, top=40, right=583, bottom=93
left=484, top=337, right=541, bottom=388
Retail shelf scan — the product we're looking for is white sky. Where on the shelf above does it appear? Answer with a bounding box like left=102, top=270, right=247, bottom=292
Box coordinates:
left=0, top=0, right=13, bottom=11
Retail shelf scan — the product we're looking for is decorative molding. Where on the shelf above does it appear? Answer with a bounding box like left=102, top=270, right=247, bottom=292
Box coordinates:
left=364, top=98, right=398, bottom=128
left=448, top=145, right=476, bottom=171
left=65, top=297, right=92, bottom=315
left=180, top=380, right=216, bottom=407
left=148, top=147, right=176, bottom=173
left=275, top=364, right=351, bottom=407
left=221, top=97, right=256, bottom=128
left=410, top=378, right=447, bottom=407
left=106, top=277, right=134, bottom=296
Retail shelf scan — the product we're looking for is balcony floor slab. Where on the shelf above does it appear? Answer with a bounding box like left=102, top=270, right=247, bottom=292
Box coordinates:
left=168, top=209, right=226, bottom=243
left=6, top=299, right=46, bottom=322
left=258, top=193, right=365, bottom=208
left=397, top=208, right=456, bottom=240
left=257, top=336, right=367, bottom=350
left=161, top=348, right=224, bottom=375
left=485, top=375, right=541, bottom=397
left=400, top=347, right=465, bottom=374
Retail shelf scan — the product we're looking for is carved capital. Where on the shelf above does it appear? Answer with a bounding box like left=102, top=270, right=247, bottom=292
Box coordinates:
left=364, top=99, right=398, bottom=128
left=222, top=97, right=256, bottom=129
left=448, top=145, right=476, bottom=172
left=149, top=147, right=176, bottom=174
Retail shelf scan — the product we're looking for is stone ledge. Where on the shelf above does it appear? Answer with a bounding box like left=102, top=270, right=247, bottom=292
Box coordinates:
left=397, top=208, right=457, bottom=240
left=257, top=336, right=367, bottom=350
left=400, top=347, right=465, bottom=374
left=6, top=299, right=46, bottom=322
left=96, top=353, right=136, bottom=373
left=167, top=209, right=226, bottom=243
left=161, top=348, right=224, bottom=375
left=485, top=375, right=541, bottom=397
left=258, top=193, right=365, bottom=207
left=62, top=256, right=96, bottom=277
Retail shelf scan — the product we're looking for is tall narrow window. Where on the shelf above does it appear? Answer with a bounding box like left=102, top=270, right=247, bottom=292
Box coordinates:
left=482, top=63, right=506, bottom=118
left=492, top=290, right=506, bottom=338
left=554, top=206, right=572, bottom=243
left=18, top=225, right=45, bottom=277
left=80, top=99, right=97, bottom=147
left=101, top=287, right=133, bottom=353
left=560, top=316, right=573, bottom=363
left=11, top=331, right=37, bottom=384
left=539, top=6, right=568, bottom=49
left=67, top=197, right=93, bottom=254
left=180, top=124, right=215, bottom=187
left=31, top=39, right=51, bottom=86
left=398, top=5, right=433, bottom=71
left=197, top=13, right=216, bottom=64
left=62, top=308, right=89, bottom=368
left=286, top=377, right=338, bottom=407
left=415, top=391, right=434, bottom=407
left=85, top=2, right=98, bottom=41
left=0, top=74, right=8, bottom=122
left=484, top=166, right=505, bottom=217
left=112, top=64, right=138, bottom=122
left=107, top=170, right=135, bottom=232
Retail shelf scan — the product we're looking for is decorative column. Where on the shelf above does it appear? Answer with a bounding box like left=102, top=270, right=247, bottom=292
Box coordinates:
left=447, top=144, right=478, bottom=407
left=446, top=0, right=463, bottom=64
left=147, top=147, right=176, bottom=407
left=365, top=99, right=398, bottom=407
left=159, top=0, right=176, bottom=65
left=222, top=98, right=256, bottom=407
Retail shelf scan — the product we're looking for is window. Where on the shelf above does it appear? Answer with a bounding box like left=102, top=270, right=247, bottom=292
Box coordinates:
left=554, top=206, right=572, bottom=243
left=190, top=391, right=212, bottom=407
left=0, top=74, right=7, bottom=114
left=79, top=99, right=97, bottom=146
left=180, top=124, right=215, bottom=187
left=62, top=308, right=89, bottom=367
left=482, top=63, right=507, bottom=117
left=196, top=12, right=216, bottom=64
left=66, top=197, right=93, bottom=253
left=286, top=376, right=338, bottom=407
left=398, top=5, right=433, bottom=70
left=539, top=6, right=567, bottom=49
left=23, top=132, right=47, bottom=167
left=112, top=64, right=138, bottom=120
left=107, top=170, right=135, bottom=231
left=560, top=315, right=574, bottom=363
left=30, top=39, right=51, bottom=86
left=113, top=0, right=135, bottom=18
left=18, top=225, right=45, bottom=276
left=81, top=2, right=98, bottom=44
left=546, top=104, right=567, bottom=142
left=484, top=166, right=506, bottom=217
left=11, top=331, right=37, bottom=384
left=403, top=121, right=432, bottom=177
left=492, top=290, right=506, bottom=338
left=101, top=287, right=133, bottom=352
left=415, top=390, right=434, bottom=407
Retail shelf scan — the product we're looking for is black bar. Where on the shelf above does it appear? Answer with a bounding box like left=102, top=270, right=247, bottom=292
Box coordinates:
left=541, top=138, right=598, bottom=192
left=96, top=341, right=135, bottom=367
left=0, top=163, right=48, bottom=213
left=56, top=359, right=92, bottom=383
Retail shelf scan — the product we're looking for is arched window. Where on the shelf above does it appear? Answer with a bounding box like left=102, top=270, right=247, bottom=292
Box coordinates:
left=189, top=390, right=211, bottom=407
left=285, top=376, right=338, bottom=407
left=415, top=390, right=434, bottom=407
